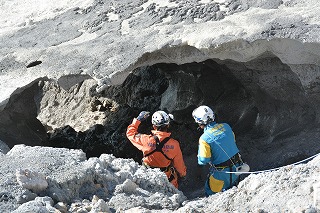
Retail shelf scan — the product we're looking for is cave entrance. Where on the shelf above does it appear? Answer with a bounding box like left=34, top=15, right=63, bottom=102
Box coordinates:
left=130, top=57, right=319, bottom=168
left=2, top=54, right=320, bottom=199
left=80, top=55, right=319, bottom=198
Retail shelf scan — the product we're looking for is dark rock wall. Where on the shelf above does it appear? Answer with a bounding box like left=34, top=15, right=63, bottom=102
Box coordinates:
left=0, top=79, right=48, bottom=148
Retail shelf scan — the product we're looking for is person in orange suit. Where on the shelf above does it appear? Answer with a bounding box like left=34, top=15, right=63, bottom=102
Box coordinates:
left=126, top=110, right=187, bottom=188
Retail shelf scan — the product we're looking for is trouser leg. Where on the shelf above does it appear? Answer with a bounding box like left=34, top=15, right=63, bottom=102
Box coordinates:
left=205, top=166, right=241, bottom=196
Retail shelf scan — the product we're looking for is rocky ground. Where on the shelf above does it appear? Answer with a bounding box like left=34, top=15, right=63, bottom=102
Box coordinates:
left=0, top=144, right=319, bottom=212
left=0, top=145, right=185, bottom=212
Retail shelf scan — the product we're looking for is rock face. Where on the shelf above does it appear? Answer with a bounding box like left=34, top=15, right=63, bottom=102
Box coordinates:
left=0, top=140, right=10, bottom=154
left=0, top=79, right=48, bottom=148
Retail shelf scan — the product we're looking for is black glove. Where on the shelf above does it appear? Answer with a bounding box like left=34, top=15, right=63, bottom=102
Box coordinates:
left=137, top=111, right=150, bottom=122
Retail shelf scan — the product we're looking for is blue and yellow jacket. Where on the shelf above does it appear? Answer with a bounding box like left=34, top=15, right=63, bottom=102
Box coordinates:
left=198, top=121, right=239, bottom=165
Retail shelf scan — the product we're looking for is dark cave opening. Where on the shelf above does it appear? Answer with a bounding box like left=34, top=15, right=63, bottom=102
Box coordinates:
left=1, top=56, right=320, bottom=199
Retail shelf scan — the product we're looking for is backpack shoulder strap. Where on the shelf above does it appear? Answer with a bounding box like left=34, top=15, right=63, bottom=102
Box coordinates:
left=144, top=136, right=172, bottom=161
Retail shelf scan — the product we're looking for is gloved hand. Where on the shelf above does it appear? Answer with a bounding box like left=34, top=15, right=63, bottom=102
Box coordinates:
left=137, top=111, right=150, bottom=122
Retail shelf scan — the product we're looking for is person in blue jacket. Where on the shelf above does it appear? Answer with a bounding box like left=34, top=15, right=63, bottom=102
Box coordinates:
left=192, top=105, right=244, bottom=196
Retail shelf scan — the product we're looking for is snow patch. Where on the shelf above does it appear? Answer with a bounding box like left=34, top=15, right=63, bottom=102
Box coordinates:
left=0, top=0, right=94, bottom=33
left=58, top=32, right=97, bottom=46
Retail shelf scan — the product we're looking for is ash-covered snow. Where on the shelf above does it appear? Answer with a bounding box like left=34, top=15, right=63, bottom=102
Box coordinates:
left=0, top=145, right=319, bottom=212
left=0, top=145, right=186, bottom=212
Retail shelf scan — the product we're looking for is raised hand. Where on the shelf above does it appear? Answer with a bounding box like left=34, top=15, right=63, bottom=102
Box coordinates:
left=137, top=111, right=150, bottom=122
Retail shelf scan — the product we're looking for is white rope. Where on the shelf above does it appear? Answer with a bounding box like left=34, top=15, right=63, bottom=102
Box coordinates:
left=219, top=152, right=320, bottom=175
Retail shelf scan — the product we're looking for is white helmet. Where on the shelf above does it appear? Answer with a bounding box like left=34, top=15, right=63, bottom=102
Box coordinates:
left=192, top=105, right=215, bottom=125
left=152, top=111, right=170, bottom=127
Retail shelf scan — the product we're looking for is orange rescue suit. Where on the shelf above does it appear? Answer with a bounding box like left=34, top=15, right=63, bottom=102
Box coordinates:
left=126, top=118, right=187, bottom=188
